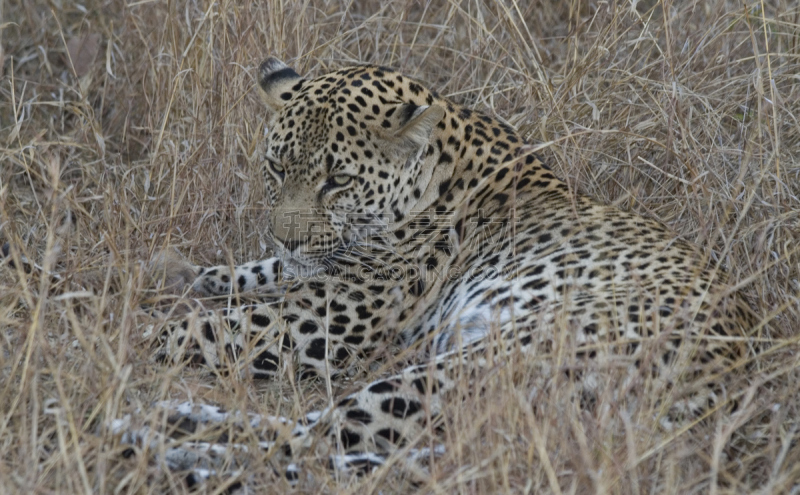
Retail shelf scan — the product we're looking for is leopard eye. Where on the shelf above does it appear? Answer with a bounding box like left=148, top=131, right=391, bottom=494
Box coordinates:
left=323, top=174, right=353, bottom=192
left=267, top=159, right=285, bottom=179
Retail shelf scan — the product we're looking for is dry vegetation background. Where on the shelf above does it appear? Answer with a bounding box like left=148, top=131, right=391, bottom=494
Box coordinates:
left=1, top=0, right=800, bottom=493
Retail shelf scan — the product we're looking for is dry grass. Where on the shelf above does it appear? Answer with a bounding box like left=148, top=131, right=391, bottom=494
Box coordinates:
left=2, top=0, right=800, bottom=493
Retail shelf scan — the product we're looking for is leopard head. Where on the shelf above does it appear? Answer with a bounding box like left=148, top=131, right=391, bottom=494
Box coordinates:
left=257, top=58, right=445, bottom=276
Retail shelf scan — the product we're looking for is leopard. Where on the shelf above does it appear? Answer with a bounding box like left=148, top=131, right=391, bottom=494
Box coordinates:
left=5, top=57, right=758, bottom=486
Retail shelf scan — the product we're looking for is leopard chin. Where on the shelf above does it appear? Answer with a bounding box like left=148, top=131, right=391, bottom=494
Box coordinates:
left=270, top=241, right=346, bottom=279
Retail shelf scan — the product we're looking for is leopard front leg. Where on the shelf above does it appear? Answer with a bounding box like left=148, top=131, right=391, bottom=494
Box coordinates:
left=320, top=355, right=456, bottom=464
left=153, top=302, right=287, bottom=378
left=192, top=257, right=285, bottom=296
left=110, top=400, right=308, bottom=486
left=272, top=346, right=480, bottom=479
left=127, top=354, right=460, bottom=481
left=154, top=276, right=393, bottom=380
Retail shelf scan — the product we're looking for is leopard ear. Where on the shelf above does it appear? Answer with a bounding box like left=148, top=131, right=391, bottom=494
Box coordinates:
left=388, top=103, right=445, bottom=155
left=258, top=58, right=303, bottom=112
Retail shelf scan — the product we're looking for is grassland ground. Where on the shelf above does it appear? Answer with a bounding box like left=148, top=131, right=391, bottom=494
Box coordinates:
left=1, top=0, right=799, bottom=493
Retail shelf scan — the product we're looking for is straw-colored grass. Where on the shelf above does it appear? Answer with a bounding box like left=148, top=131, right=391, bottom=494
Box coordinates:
left=1, top=0, right=799, bottom=493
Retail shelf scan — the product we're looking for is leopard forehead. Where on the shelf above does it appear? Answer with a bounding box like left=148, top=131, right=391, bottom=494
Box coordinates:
left=265, top=65, right=440, bottom=166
